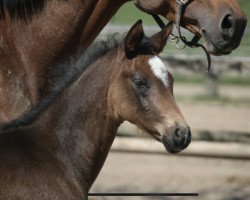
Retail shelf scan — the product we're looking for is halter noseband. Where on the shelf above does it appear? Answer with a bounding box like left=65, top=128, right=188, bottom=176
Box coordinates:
left=151, top=0, right=211, bottom=71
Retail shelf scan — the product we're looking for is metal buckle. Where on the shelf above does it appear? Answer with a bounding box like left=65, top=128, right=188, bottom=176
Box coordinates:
left=151, top=0, right=211, bottom=71
left=180, top=0, right=189, bottom=4
left=169, top=34, right=186, bottom=50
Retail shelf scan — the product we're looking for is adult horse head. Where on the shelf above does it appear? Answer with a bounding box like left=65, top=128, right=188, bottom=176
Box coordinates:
left=134, top=0, right=247, bottom=55
left=0, top=21, right=190, bottom=199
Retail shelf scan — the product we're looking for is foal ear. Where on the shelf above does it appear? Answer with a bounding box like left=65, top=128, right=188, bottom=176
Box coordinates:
left=150, top=22, right=174, bottom=54
left=124, top=19, right=145, bottom=58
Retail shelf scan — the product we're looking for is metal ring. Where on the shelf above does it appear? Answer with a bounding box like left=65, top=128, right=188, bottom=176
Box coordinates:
left=169, top=35, right=179, bottom=43
left=176, top=40, right=186, bottom=50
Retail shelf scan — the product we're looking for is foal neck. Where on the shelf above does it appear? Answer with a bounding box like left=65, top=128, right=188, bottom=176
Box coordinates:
left=42, top=47, right=122, bottom=191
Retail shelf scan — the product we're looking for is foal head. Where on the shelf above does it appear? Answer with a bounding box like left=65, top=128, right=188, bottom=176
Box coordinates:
left=109, top=20, right=190, bottom=153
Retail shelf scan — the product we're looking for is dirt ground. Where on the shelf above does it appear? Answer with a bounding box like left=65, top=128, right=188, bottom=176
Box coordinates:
left=178, top=102, right=250, bottom=133
left=174, top=84, right=250, bottom=100
left=175, top=84, right=250, bottom=133
left=90, top=152, right=250, bottom=200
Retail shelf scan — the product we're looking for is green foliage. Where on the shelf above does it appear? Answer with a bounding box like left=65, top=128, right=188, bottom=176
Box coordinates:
left=238, top=0, right=250, bottom=20
left=112, top=2, right=156, bottom=25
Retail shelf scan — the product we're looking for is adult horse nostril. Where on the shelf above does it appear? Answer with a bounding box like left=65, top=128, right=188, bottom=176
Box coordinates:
left=220, top=14, right=235, bottom=40
left=222, top=14, right=233, bottom=29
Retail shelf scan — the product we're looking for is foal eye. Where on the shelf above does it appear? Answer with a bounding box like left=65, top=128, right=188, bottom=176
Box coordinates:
left=133, top=79, right=144, bottom=88
left=132, top=78, right=148, bottom=90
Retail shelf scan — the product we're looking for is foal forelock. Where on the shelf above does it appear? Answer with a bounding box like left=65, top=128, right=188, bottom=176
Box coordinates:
left=148, top=56, right=169, bottom=87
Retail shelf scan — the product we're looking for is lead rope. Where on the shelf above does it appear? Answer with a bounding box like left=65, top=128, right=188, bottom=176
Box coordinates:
left=151, top=0, right=211, bottom=71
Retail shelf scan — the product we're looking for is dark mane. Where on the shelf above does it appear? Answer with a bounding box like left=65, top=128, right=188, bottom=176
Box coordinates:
left=0, top=0, right=47, bottom=19
left=0, top=37, right=119, bottom=131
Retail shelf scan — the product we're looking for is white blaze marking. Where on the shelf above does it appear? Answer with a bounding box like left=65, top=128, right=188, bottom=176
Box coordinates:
left=148, top=56, right=169, bottom=87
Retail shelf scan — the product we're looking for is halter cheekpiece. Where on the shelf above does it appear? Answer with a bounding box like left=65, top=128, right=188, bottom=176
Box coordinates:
left=151, top=0, right=211, bottom=71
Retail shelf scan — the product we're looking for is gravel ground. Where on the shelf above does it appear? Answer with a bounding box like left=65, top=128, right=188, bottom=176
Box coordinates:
left=90, top=152, right=250, bottom=200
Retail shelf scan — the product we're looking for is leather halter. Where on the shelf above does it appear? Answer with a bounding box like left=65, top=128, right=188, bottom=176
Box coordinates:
left=152, top=0, right=211, bottom=71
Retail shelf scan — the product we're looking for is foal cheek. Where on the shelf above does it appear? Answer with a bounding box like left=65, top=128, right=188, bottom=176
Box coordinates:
left=109, top=85, right=139, bottom=121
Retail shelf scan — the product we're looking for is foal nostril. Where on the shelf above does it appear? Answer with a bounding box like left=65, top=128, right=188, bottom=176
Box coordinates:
left=173, top=126, right=191, bottom=145
left=220, top=14, right=235, bottom=40
left=185, top=127, right=191, bottom=144
left=174, top=127, right=181, bottom=138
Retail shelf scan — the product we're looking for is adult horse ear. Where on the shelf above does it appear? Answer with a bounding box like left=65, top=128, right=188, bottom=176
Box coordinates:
left=124, top=19, right=145, bottom=58
left=150, top=22, right=173, bottom=54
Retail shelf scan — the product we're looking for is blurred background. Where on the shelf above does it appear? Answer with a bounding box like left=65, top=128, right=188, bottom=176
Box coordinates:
left=90, top=1, right=250, bottom=199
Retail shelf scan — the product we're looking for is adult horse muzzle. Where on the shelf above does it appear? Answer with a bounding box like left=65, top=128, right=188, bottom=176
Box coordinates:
left=162, top=125, right=191, bottom=154
left=184, top=0, right=247, bottom=56
left=202, top=10, right=247, bottom=56
left=151, top=0, right=247, bottom=69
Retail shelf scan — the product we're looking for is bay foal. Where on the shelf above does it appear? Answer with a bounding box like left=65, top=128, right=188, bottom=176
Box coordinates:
left=0, top=21, right=190, bottom=199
